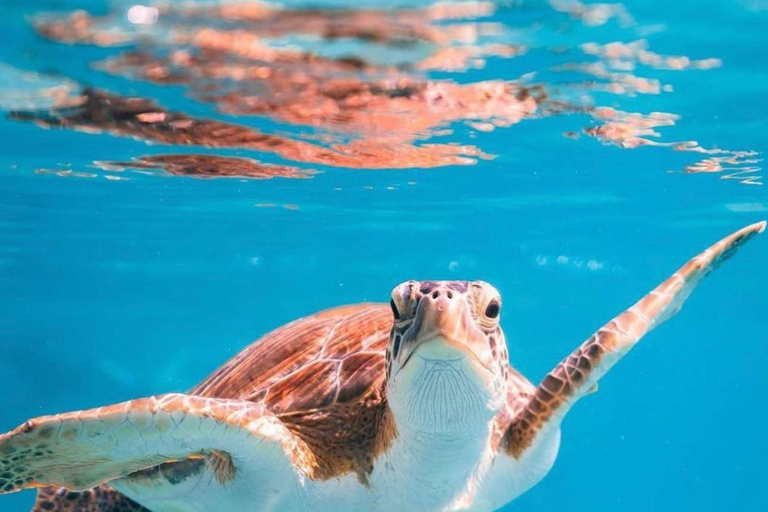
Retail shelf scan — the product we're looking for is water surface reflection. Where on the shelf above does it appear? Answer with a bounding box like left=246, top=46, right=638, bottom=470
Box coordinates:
left=3, top=0, right=760, bottom=183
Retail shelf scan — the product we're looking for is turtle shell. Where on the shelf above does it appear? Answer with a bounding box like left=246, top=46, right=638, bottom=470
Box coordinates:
left=192, top=303, right=395, bottom=481
left=193, top=303, right=392, bottom=410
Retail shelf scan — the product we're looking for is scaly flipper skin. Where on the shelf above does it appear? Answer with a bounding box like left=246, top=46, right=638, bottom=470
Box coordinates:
left=31, top=485, right=149, bottom=512
left=504, top=221, right=766, bottom=458
left=0, top=393, right=302, bottom=494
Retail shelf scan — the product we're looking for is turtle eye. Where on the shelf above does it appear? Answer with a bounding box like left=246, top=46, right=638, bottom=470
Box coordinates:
left=484, top=300, right=500, bottom=319
left=390, top=298, right=401, bottom=320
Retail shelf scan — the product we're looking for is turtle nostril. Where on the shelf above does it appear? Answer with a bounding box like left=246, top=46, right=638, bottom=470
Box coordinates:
left=446, top=290, right=453, bottom=299
left=432, top=290, right=439, bottom=299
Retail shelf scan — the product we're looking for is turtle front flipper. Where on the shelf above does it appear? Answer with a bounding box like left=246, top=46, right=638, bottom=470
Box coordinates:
left=31, top=485, right=149, bottom=512
left=504, top=221, right=765, bottom=458
left=0, top=393, right=301, bottom=495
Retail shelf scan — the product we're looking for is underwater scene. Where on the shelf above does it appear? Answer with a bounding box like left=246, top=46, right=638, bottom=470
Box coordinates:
left=0, top=0, right=766, bottom=511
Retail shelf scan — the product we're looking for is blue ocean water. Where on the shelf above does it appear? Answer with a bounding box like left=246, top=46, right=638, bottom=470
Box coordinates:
left=0, top=0, right=766, bottom=511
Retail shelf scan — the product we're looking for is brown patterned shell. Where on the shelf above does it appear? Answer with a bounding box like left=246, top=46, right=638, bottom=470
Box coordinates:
left=192, top=303, right=395, bottom=481
left=193, top=303, right=392, bottom=409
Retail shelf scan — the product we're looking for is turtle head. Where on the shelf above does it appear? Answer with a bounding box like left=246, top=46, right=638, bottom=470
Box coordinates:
left=385, top=280, right=509, bottom=433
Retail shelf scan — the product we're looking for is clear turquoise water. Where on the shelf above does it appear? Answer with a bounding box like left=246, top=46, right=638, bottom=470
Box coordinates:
left=1, top=1, right=767, bottom=511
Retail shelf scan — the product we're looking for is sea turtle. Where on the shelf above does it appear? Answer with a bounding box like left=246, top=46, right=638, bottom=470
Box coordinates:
left=0, top=222, right=764, bottom=512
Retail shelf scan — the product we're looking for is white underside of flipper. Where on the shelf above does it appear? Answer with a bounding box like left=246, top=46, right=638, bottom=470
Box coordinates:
left=112, top=356, right=559, bottom=512
left=112, top=426, right=560, bottom=512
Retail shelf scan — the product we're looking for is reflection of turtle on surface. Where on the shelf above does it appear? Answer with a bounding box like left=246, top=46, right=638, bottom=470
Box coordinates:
left=1, top=222, right=764, bottom=512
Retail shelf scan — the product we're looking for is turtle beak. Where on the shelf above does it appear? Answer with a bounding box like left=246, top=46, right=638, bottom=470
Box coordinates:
left=397, top=287, right=494, bottom=374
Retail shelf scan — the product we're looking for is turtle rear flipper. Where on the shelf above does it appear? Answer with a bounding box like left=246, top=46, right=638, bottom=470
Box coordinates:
left=505, top=221, right=766, bottom=458
left=31, top=485, right=149, bottom=512
left=0, top=393, right=300, bottom=495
